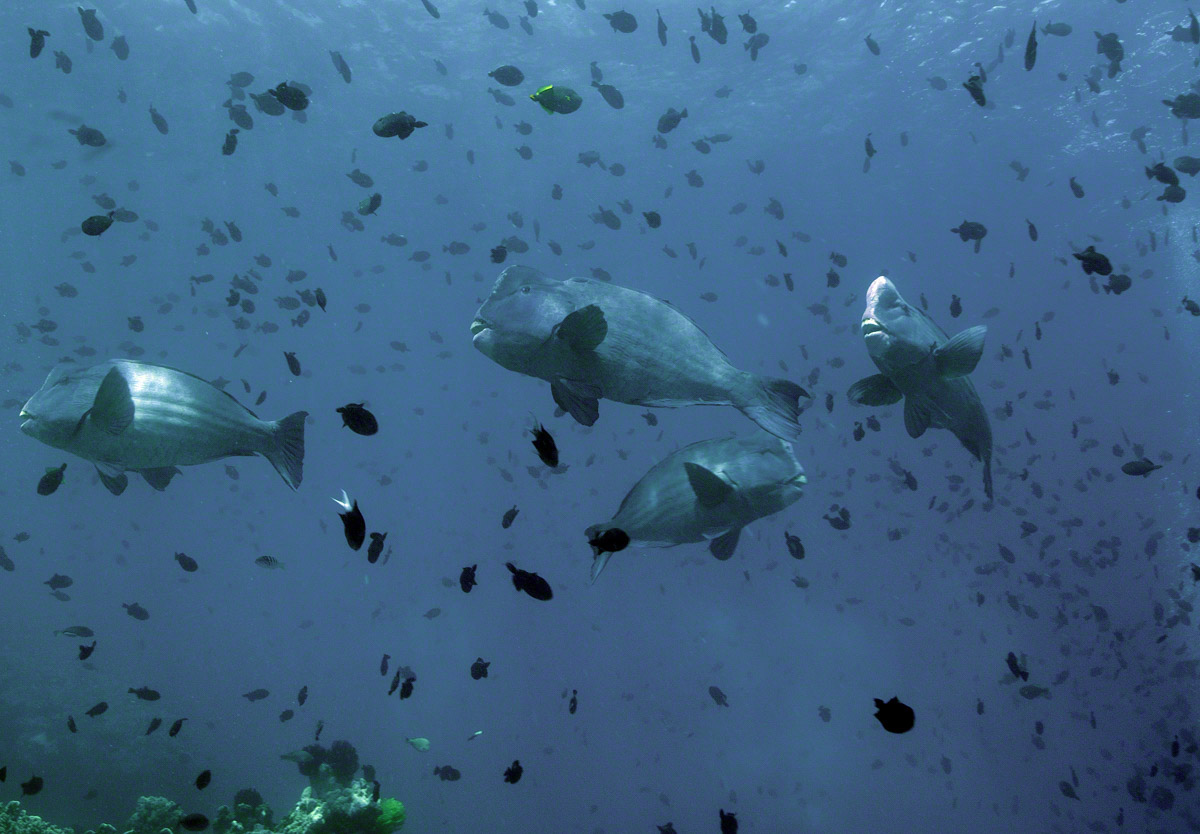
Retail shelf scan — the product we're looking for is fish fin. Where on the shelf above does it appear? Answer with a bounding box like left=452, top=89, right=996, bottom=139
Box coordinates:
left=265, top=411, right=307, bottom=489
left=90, top=366, right=135, bottom=434
left=738, top=376, right=808, bottom=442
left=983, top=457, right=994, bottom=500
left=903, top=397, right=932, bottom=439
left=140, top=467, right=181, bottom=491
left=709, top=527, right=741, bottom=560
left=684, top=462, right=734, bottom=508
left=95, top=465, right=128, bottom=496
left=551, top=379, right=600, bottom=426
left=934, top=326, right=987, bottom=378
left=847, top=374, right=903, bottom=406
left=589, top=550, right=614, bottom=583
left=556, top=305, right=607, bottom=351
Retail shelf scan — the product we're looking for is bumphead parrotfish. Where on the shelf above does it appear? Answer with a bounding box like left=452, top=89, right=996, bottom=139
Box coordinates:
left=584, top=431, right=806, bottom=581
left=20, top=359, right=306, bottom=494
left=847, top=277, right=993, bottom=499
left=471, top=266, right=809, bottom=440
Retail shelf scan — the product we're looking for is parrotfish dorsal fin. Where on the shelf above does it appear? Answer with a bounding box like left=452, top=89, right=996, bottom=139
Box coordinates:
left=684, top=462, right=734, bottom=508
left=90, top=366, right=135, bottom=434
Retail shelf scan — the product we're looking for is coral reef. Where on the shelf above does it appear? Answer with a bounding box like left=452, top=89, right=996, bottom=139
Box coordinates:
left=0, top=775, right=402, bottom=834
left=1, top=800, right=76, bottom=834
left=124, top=795, right=182, bottom=834
left=277, top=778, right=402, bottom=834
left=212, top=788, right=274, bottom=834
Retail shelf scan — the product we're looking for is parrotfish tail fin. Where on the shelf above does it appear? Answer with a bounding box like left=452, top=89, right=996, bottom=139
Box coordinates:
left=589, top=550, right=614, bottom=584
left=739, top=376, right=809, bottom=442
left=585, top=523, right=612, bottom=583
left=266, top=411, right=307, bottom=489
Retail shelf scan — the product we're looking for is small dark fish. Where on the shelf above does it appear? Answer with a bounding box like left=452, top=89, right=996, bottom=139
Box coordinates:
left=78, top=8, right=103, bottom=40
left=1004, top=652, right=1029, bottom=681
left=333, top=490, right=366, bottom=550
left=491, top=245, right=508, bottom=264
left=569, top=689, right=578, bottom=714
left=1073, top=245, right=1111, bottom=276
left=284, top=351, right=301, bottom=376
left=222, top=129, right=239, bottom=156
left=459, top=564, right=477, bottom=593
left=387, top=669, right=401, bottom=695
left=873, top=696, right=915, bottom=733
left=21, top=776, right=43, bottom=796
left=381, top=653, right=391, bottom=676
left=501, top=506, right=519, bottom=528
left=67, top=715, right=77, bottom=733
left=1025, top=219, right=1038, bottom=241
left=865, top=34, right=880, bottom=55
left=44, top=573, right=72, bottom=590
left=708, top=685, right=729, bottom=707
left=1069, top=177, right=1084, bottom=198
left=470, top=657, right=490, bottom=680
left=195, top=770, right=211, bottom=790
left=37, top=463, right=67, bottom=495
left=129, top=686, right=161, bottom=701
left=337, top=403, right=378, bottom=435
left=297, top=685, right=308, bottom=705
left=78, top=641, right=96, bottom=660
left=399, top=677, right=415, bottom=700
left=433, top=764, right=461, bottom=781
left=169, top=718, right=186, bottom=736
left=489, top=65, right=524, bottom=86
left=28, top=28, right=50, bottom=59
left=1121, top=458, right=1162, bottom=477
left=506, top=561, right=552, bottom=601
left=145, top=717, right=162, bottom=735
left=175, top=552, right=198, bottom=572
left=279, top=709, right=294, bottom=722
left=367, top=532, right=387, bottom=564
left=530, top=423, right=558, bottom=467
left=268, top=81, right=308, bottom=111
left=123, top=602, right=149, bottom=620
left=719, top=809, right=738, bottom=833
left=85, top=701, right=108, bottom=717
left=329, top=50, right=351, bottom=84
left=314, top=719, right=324, bottom=740
left=784, top=531, right=805, bottom=560
left=242, top=688, right=270, bottom=702
left=82, top=212, right=115, bottom=237
left=962, top=75, right=986, bottom=107
left=504, top=760, right=523, bottom=783
left=254, top=555, right=283, bottom=569
left=180, top=814, right=209, bottom=832
left=588, top=527, right=630, bottom=557
left=1024, top=22, right=1037, bottom=71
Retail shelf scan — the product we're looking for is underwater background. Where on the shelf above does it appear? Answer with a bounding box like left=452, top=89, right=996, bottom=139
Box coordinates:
left=2, top=0, right=1199, bottom=832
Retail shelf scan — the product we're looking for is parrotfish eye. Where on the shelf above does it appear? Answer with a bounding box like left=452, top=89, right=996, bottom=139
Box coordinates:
left=521, top=285, right=531, bottom=293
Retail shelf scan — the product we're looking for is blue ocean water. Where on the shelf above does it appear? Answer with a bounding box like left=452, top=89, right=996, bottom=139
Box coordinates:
left=2, top=1, right=1198, bottom=832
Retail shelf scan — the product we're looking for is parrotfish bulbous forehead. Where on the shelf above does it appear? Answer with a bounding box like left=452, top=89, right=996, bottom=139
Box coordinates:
left=864, top=276, right=901, bottom=322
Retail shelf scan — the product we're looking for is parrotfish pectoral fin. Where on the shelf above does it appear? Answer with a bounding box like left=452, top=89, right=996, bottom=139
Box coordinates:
left=684, top=462, right=734, bottom=508
left=738, top=376, right=808, bottom=443
left=709, top=527, right=741, bottom=560
left=551, top=379, right=600, bottom=426
left=266, top=411, right=307, bottom=490
left=556, top=305, right=608, bottom=352
left=903, top=397, right=932, bottom=439
left=934, top=326, right=987, bottom=378
left=847, top=374, right=903, bottom=406
left=95, top=465, right=128, bottom=496
left=91, top=366, right=135, bottom=434
left=140, top=467, right=181, bottom=491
